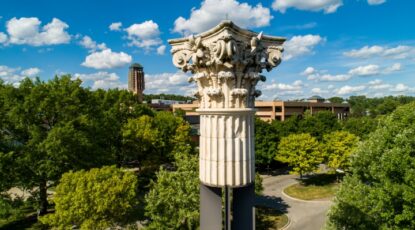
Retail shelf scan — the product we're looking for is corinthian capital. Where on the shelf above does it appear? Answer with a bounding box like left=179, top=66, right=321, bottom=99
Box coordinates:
left=168, top=20, right=285, bottom=109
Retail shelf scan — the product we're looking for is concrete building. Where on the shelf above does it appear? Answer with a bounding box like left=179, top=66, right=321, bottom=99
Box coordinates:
left=172, top=96, right=350, bottom=122
left=147, top=99, right=188, bottom=112
left=128, top=63, right=145, bottom=102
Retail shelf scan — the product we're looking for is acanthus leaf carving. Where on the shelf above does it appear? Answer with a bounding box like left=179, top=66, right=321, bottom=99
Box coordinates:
left=169, top=21, right=285, bottom=109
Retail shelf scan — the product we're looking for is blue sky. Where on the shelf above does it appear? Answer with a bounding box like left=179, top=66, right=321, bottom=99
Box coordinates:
left=0, top=0, right=414, bottom=99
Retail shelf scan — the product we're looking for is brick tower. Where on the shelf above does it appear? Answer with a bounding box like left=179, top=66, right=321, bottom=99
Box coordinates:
left=128, top=63, right=145, bottom=102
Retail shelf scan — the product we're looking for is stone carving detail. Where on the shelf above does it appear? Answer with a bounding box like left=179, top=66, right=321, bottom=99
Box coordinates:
left=169, top=21, right=285, bottom=109
left=169, top=21, right=285, bottom=187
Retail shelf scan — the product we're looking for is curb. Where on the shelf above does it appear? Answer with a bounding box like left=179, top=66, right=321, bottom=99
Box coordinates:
left=281, top=183, right=333, bottom=203
left=279, top=213, right=291, bottom=230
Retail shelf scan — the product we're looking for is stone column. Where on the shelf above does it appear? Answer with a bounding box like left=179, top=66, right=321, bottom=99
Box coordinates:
left=169, top=20, right=285, bottom=229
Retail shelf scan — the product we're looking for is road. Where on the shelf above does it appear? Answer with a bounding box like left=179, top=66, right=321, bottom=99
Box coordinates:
left=258, top=174, right=333, bottom=230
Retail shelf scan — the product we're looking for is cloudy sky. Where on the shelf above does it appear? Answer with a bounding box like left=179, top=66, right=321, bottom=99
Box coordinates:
left=0, top=0, right=414, bottom=99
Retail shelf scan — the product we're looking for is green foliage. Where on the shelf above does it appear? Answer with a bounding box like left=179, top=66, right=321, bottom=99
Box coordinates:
left=143, top=94, right=194, bottom=103
left=0, top=197, right=24, bottom=221
left=299, top=111, right=341, bottom=140
left=122, top=115, right=162, bottom=167
left=121, top=112, right=190, bottom=168
left=255, top=118, right=279, bottom=167
left=347, top=95, right=369, bottom=117
left=144, top=116, right=198, bottom=229
left=145, top=152, right=199, bottom=229
left=328, top=102, right=415, bottom=229
left=40, top=166, right=139, bottom=229
left=276, top=133, right=323, bottom=177
left=255, top=173, right=264, bottom=195
left=348, top=95, right=415, bottom=117
left=322, top=131, right=359, bottom=172
left=0, top=76, right=111, bottom=213
left=341, top=116, right=378, bottom=138
left=328, top=97, right=344, bottom=104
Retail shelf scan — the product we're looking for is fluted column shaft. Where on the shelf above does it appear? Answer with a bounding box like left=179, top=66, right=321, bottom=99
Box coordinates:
left=199, top=109, right=255, bottom=187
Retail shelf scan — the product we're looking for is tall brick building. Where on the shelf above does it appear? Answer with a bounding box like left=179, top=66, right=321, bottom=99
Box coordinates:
left=128, top=63, right=145, bottom=102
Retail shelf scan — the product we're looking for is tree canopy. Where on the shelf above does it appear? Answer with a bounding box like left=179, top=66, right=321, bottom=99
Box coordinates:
left=328, top=102, right=415, bottom=229
left=322, top=131, right=359, bottom=172
left=40, top=166, right=139, bottom=229
left=276, top=133, right=323, bottom=178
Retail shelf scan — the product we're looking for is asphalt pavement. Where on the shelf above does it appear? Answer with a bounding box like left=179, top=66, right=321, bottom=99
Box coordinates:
left=258, top=174, right=333, bottom=230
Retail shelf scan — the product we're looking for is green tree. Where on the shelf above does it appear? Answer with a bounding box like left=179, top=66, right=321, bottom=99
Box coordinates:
left=121, top=115, right=162, bottom=168
left=322, top=131, right=359, bottom=172
left=153, top=111, right=185, bottom=160
left=276, top=133, right=323, bottom=178
left=327, top=102, right=415, bottom=229
left=299, top=111, right=341, bottom=140
left=348, top=95, right=368, bottom=117
left=0, top=76, right=111, bottom=214
left=40, top=166, right=138, bottom=229
left=342, top=116, right=378, bottom=139
left=255, top=118, right=279, bottom=168
left=91, top=88, right=154, bottom=167
left=145, top=152, right=199, bottom=229
left=328, top=97, right=344, bottom=104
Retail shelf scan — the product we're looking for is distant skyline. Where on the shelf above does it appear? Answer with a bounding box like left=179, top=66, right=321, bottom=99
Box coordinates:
left=0, top=0, right=414, bottom=99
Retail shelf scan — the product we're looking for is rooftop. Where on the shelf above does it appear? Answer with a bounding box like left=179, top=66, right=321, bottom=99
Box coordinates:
left=129, top=63, right=143, bottom=69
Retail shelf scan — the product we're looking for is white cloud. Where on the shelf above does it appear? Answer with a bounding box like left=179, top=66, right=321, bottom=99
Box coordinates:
left=6, top=17, right=70, bottom=46
left=335, top=85, right=366, bottom=95
left=368, top=79, right=382, bottom=85
left=367, top=79, right=392, bottom=90
left=302, top=66, right=351, bottom=82
left=272, top=0, right=343, bottom=14
left=157, top=45, right=166, bottom=55
left=348, top=64, right=380, bottom=76
left=262, top=80, right=304, bottom=93
left=343, top=45, right=383, bottom=58
left=0, top=32, right=7, bottom=44
left=284, top=35, right=324, bottom=60
left=368, top=0, right=386, bottom=5
left=0, top=65, right=39, bottom=86
left=301, top=67, right=316, bottom=75
left=73, top=72, right=126, bottom=90
left=82, top=48, right=132, bottom=69
left=79, top=35, right=107, bottom=52
left=21, top=67, right=41, bottom=77
left=384, top=63, right=402, bottom=73
left=348, top=63, right=401, bottom=76
left=344, top=45, right=415, bottom=59
left=311, top=87, right=328, bottom=94
left=125, top=20, right=162, bottom=50
left=318, top=74, right=351, bottom=81
left=145, top=72, right=193, bottom=95
left=109, top=22, right=122, bottom=31
left=390, top=83, right=409, bottom=92
left=0, top=65, right=18, bottom=77
left=173, top=0, right=272, bottom=35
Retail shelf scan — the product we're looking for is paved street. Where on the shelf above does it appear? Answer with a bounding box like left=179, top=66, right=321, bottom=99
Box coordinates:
left=259, top=174, right=333, bottom=230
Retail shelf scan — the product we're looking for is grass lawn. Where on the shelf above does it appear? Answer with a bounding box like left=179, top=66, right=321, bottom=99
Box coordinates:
left=283, top=174, right=340, bottom=200
left=256, top=206, right=289, bottom=230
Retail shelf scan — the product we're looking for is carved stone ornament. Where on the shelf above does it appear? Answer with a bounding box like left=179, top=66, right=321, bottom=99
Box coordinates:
left=169, top=21, right=285, bottom=187
left=169, top=20, right=285, bottom=109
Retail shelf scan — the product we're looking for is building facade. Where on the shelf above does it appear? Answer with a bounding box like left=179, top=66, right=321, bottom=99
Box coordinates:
left=128, top=63, right=145, bottom=102
left=172, top=98, right=350, bottom=122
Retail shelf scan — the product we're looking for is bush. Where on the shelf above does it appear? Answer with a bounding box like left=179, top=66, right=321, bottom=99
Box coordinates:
left=40, top=166, right=139, bottom=229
